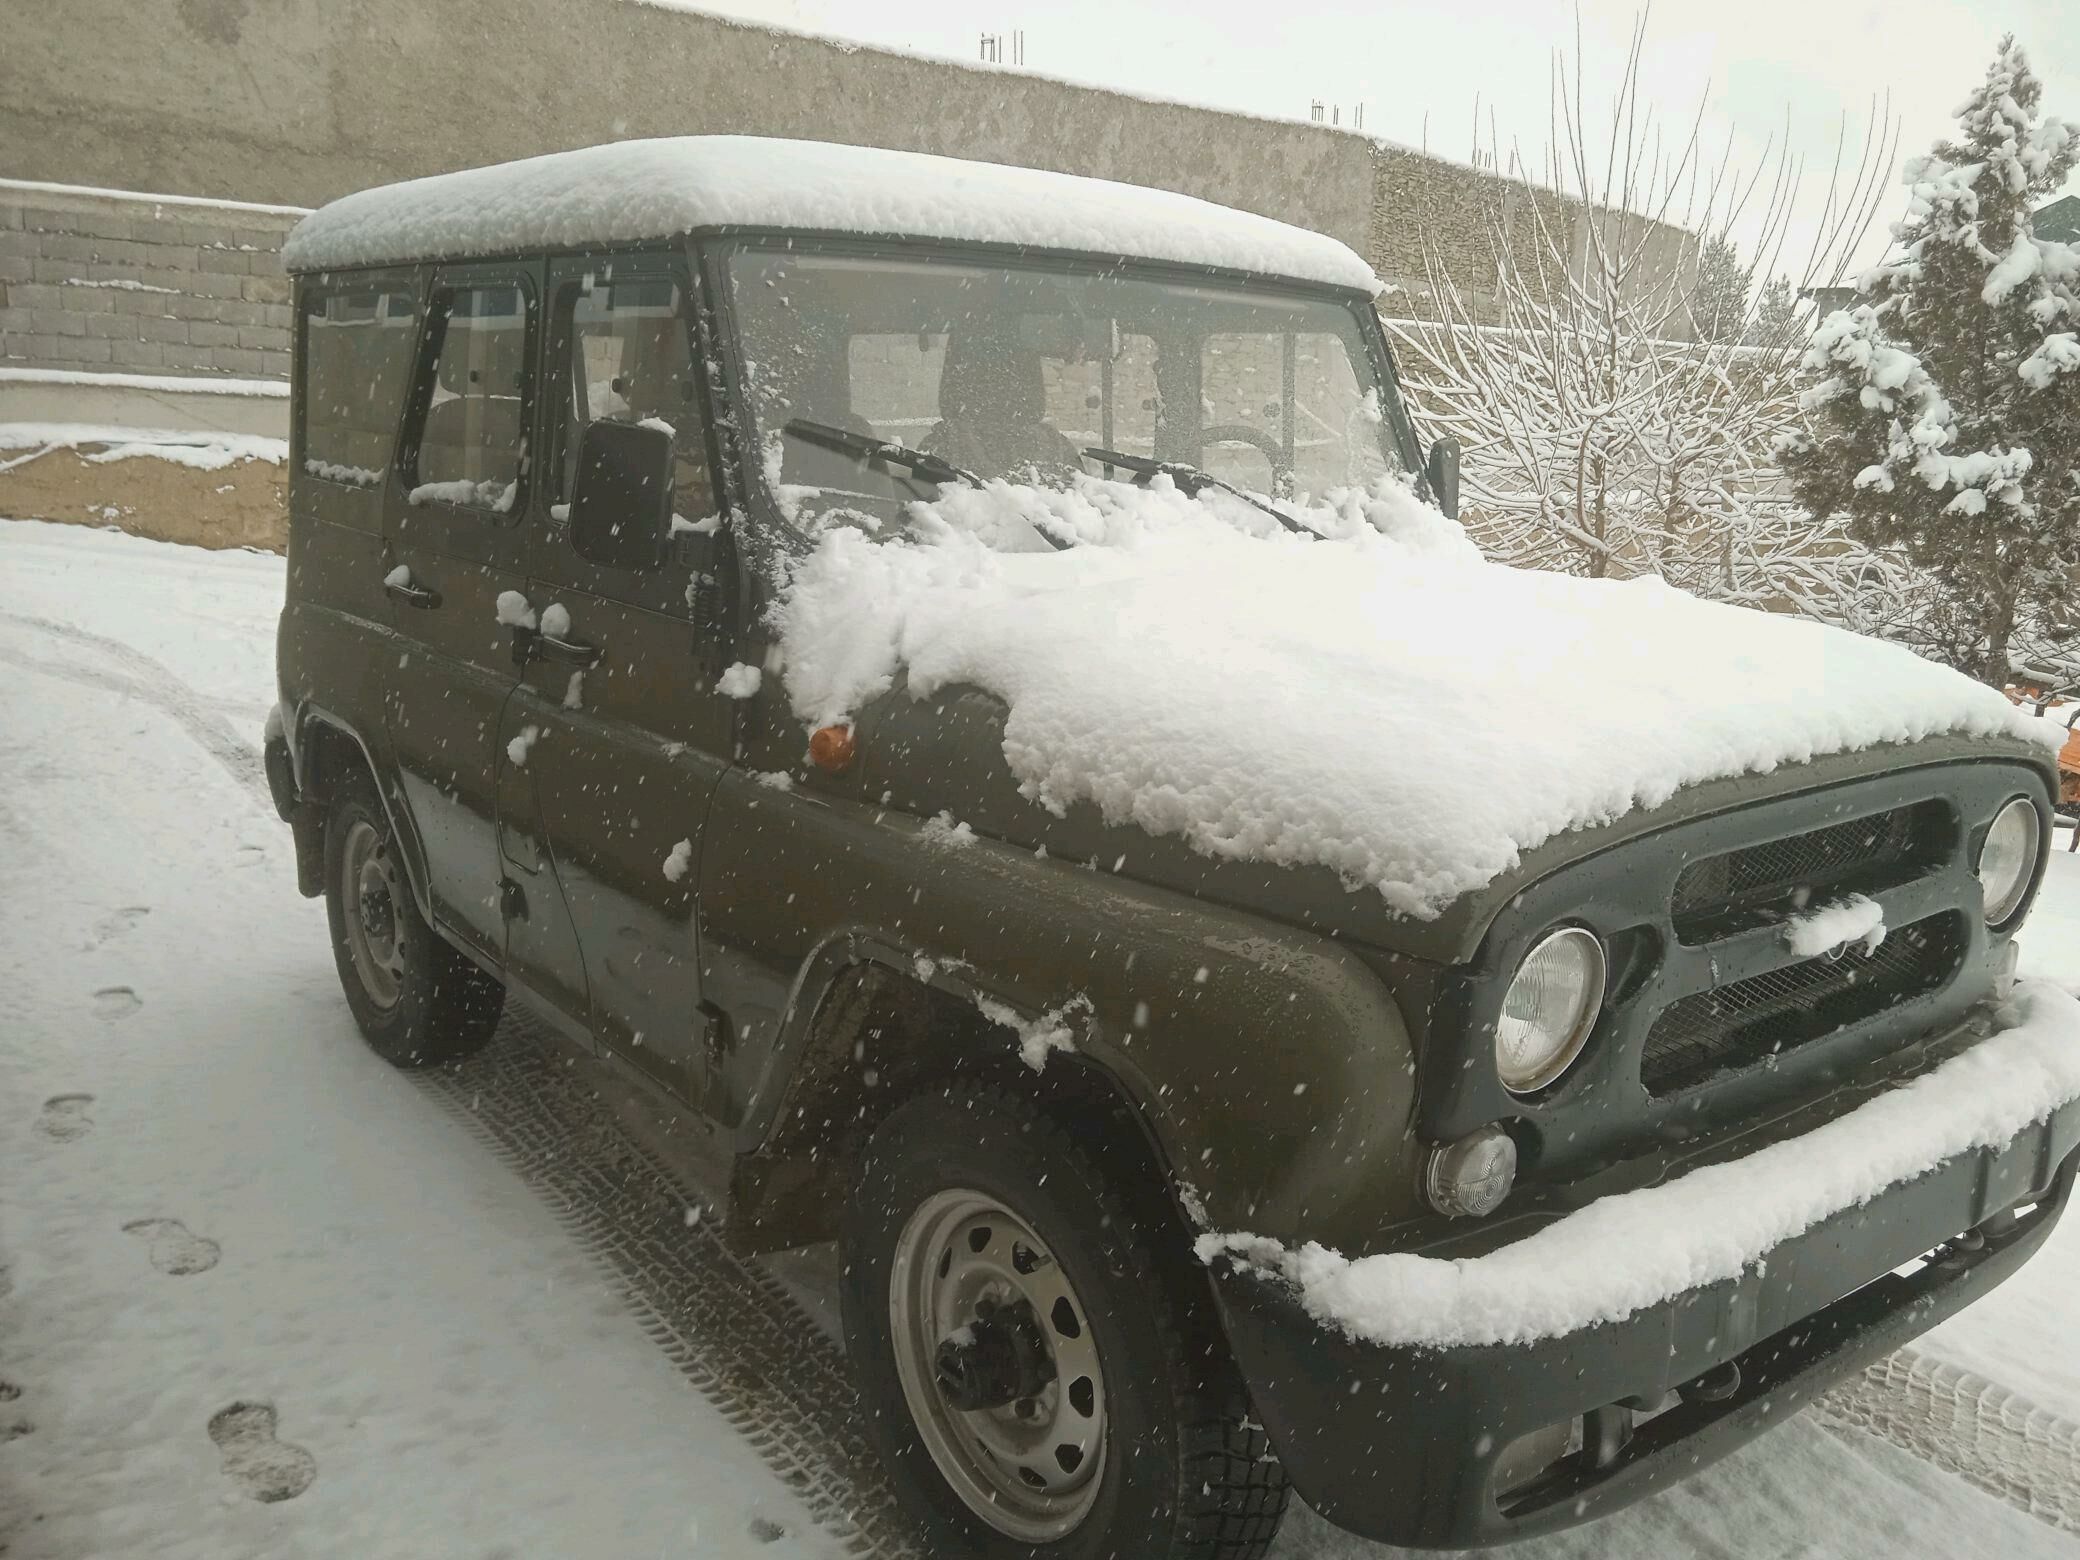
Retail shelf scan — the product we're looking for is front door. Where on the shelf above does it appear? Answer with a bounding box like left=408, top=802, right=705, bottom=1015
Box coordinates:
left=383, top=266, right=547, bottom=964
left=505, top=254, right=737, bottom=1104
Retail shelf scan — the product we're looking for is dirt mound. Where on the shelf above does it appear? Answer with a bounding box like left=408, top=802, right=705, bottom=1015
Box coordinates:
left=0, top=445, right=285, bottom=551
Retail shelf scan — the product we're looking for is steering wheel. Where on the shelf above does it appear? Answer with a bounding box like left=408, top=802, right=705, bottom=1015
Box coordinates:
left=1199, top=423, right=1291, bottom=492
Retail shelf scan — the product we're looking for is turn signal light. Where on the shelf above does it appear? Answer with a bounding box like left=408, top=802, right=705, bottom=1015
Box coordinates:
left=810, top=724, right=857, bottom=774
left=1425, top=1124, right=1516, bottom=1218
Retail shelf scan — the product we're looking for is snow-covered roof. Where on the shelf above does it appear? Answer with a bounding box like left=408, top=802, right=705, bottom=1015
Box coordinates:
left=281, top=136, right=1380, bottom=293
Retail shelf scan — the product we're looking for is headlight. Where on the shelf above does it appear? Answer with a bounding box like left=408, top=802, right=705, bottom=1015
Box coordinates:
left=1496, top=927, right=1605, bottom=1093
left=1978, top=797, right=2041, bottom=927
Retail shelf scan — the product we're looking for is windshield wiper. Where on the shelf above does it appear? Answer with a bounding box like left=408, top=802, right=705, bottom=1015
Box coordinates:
left=1082, top=448, right=1316, bottom=538
left=784, top=418, right=1072, bottom=551
left=784, top=419, right=982, bottom=490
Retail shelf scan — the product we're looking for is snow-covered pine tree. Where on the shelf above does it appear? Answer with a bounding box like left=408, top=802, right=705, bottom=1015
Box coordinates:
left=1747, top=275, right=1799, bottom=346
left=1691, top=235, right=1751, bottom=343
left=1780, top=37, right=2080, bottom=684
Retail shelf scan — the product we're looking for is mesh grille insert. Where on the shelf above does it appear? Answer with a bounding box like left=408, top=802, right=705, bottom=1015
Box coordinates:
left=1640, top=913, right=1965, bottom=1096
left=1669, top=802, right=1946, bottom=943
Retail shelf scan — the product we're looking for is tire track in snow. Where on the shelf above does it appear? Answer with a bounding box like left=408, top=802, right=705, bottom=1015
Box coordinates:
left=411, top=1014, right=922, bottom=1560
left=0, top=610, right=267, bottom=803
left=1818, top=1345, right=2080, bottom=1534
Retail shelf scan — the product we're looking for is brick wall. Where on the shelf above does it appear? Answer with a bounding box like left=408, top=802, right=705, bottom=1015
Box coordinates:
left=0, top=183, right=302, bottom=380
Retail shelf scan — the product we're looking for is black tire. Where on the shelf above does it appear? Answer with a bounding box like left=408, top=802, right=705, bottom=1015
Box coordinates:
left=321, top=777, right=503, bottom=1066
left=840, top=1082, right=1288, bottom=1560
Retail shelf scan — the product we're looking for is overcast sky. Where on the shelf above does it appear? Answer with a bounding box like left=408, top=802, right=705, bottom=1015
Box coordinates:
left=690, top=0, right=2078, bottom=277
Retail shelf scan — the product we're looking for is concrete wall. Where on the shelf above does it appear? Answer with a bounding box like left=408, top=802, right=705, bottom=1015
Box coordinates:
left=0, top=0, right=1697, bottom=402
left=0, top=0, right=1378, bottom=259
left=0, top=182, right=300, bottom=379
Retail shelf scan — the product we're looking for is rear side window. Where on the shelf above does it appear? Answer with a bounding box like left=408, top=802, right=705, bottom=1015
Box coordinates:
left=409, top=283, right=534, bottom=514
left=301, top=286, right=418, bottom=488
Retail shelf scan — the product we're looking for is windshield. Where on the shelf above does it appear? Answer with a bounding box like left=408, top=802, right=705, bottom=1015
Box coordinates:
left=721, top=245, right=1417, bottom=532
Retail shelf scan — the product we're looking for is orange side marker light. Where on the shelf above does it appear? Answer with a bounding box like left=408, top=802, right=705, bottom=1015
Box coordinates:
left=809, top=724, right=857, bottom=774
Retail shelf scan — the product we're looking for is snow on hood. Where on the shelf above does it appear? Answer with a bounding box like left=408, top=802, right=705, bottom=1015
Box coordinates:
left=772, top=475, right=2055, bottom=919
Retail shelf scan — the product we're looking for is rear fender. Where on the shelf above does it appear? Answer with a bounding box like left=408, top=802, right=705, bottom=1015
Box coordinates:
left=289, top=703, right=434, bottom=924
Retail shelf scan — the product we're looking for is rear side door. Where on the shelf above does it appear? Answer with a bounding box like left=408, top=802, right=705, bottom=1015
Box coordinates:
left=504, top=254, right=737, bottom=1104
left=382, top=264, right=547, bottom=965
left=280, top=273, right=421, bottom=792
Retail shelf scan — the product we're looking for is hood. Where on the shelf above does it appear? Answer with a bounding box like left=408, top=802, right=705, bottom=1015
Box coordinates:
left=773, top=472, right=2057, bottom=941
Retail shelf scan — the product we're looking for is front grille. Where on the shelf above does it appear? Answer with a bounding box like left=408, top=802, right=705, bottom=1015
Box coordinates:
left=1639, top=912, right=1967, bottom=1095
left=1669, top=801, right=1946, bottom=943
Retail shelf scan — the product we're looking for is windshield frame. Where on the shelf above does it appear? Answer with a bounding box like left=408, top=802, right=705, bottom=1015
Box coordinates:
left=694, top=230, right=1425, bottom=549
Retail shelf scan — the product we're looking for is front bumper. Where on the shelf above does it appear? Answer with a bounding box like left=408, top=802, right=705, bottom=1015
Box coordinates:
left=1213, top=1098, right=2080, bottom=1549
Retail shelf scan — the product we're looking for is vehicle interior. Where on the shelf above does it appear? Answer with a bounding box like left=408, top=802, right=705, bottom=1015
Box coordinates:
left=721, top=246, right=1409, bottom=521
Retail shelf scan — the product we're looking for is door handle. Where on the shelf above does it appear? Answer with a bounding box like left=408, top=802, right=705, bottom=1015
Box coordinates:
left=384, top=579, right=442, bottom=609
left=537, top=632, right=603, bottom=667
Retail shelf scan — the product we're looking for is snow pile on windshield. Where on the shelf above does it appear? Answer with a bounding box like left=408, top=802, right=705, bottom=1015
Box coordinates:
left=283, top=136, right=1380, bottom=294
left=1198, top=980, right=2080, bottom=1347
left=772, top=473, right=2053, bottom=918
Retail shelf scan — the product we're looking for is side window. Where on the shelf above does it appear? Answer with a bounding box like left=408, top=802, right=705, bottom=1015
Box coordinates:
left=301, top=285, right=417, bottom=488
left=409, top=283, right=533, bottom=513
left=556, top=274, right=715, bottom=525
left=1201, top=330, right=1391, bottom=498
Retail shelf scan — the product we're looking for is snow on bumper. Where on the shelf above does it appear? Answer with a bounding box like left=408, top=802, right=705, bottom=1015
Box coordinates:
left=1199, top=979, right=2080, bottom=1350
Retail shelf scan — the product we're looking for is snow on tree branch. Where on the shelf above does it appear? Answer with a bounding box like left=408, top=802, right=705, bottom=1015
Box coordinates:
left=1781, top=35, right=2080, bottom=684
left=1385, top=14, right=1901, bottom=634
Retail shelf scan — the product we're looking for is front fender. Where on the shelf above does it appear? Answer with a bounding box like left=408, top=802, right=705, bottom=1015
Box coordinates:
left=697, top=769, right=1424, bottom=1245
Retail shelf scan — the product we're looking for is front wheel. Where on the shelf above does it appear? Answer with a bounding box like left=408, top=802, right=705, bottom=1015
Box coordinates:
left=840, top=1084, right=1288, bottom=1560
left=322, top=779, right=503, bottom=1066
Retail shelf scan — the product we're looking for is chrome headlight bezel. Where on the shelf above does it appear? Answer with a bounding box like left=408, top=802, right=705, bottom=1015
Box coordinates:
left=1977, top=795, right=2042, bottom=929
left=1494, top=926, right=1607, bottom=1095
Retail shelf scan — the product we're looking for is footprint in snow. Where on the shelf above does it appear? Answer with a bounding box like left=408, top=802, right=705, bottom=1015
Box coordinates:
left=86, top=905, right=151, bottom=950
left=93, top=986, right=142, bottom=1021
left=208, top=1402, right=316, bottom=1503
left=124, top=1217, right=220, bottom=1276
left=35, top=1095, right=94, bottom=1141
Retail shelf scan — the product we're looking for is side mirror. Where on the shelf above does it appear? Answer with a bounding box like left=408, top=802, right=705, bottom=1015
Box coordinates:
left=570, top=419, right=673, bottom=573
left=1425, top=437, right=1461, bottom=521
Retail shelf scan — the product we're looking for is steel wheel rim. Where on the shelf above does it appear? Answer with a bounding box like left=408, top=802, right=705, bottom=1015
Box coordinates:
left=340, top=818, right=406, bottom=1011
left=889, top=1188, right=1107, bottom=1541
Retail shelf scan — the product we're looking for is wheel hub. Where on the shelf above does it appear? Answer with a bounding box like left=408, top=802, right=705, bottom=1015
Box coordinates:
left=933, top=1297, right=1055, bottom=1412
left=339, top=818, right=406, bottom=1011
left=889, top=1190, right=1108, bottom=1542
left=358, top=882, right=395, bottom=944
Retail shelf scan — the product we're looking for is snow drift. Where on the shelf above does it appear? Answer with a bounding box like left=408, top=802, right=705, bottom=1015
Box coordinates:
left=772, top=474, right=2054, bottom=919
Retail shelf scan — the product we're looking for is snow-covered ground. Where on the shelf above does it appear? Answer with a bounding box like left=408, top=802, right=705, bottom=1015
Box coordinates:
left=3, top=515, right=2077, bottom=1558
